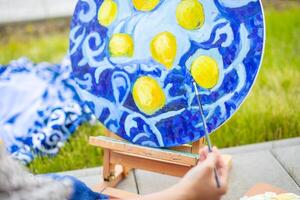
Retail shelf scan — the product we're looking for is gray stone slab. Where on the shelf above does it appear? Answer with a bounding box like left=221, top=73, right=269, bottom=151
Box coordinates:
left=77, top=174, right=102, bottom=189
left=272, top=146, right=300, bottom=187
left=221, top=142, right=273, bottom=155
left=116, top=170, right=138, bottom=193
left=221, top=137, right=300, bottom=155
left=57, top=167, right=101, bottom=178
left=223, top=150, right=300, bottom=200
left=271, top=137, right=300, bottom=149
left=134, top=169, right=180, bottom=195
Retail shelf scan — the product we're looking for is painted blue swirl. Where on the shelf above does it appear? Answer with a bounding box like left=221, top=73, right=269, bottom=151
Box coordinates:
left=69, top=0, right=265, bottom=147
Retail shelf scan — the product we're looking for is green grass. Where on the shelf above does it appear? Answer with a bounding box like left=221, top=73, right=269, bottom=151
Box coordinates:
left=1, top=5, right=299, bottom=174
left=0, top=32, right=68, bottom=64
left=211, top=7, right=300, bottom=147
left=29, top=123, right=105, bottom=174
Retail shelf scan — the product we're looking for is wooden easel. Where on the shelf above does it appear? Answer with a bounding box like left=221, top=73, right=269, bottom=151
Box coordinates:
left=89, top=129, right=232, bottom=199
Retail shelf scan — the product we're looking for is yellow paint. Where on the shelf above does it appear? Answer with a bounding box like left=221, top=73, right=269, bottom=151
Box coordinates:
left=176, top=0, right=205, bottom=30
left=132, top=0, right=160, bottom=11
left=98, top=0, right=118, bottom=27
left=132, top=76, right=166, bottom=115
left=150, top=32, right=177, bottom=69
left=109, top=33, right=134, bottom=57
left=191, top=56, right=219, bottom=89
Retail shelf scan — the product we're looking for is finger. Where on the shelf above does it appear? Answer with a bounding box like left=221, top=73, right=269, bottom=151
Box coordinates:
left=204, top=151, right=218, bottom=169
left=207, top=148, right=229, bottom=193
left=212, top=147, right=222, bottom=159
left=213, top=155, right=229, bottom=194
left=199, top=146, right=209, bottom=155
left=218, top=162, right=229, bottom=187
left=211, top=147, right=225, bottom=169
left=217, top=155, right=226, bottom=170
left=198, top=146, right=209, bottom=162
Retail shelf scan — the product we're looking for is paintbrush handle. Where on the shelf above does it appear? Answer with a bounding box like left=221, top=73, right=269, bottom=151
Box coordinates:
left=214, top=168, right=221, bottom=188
left=193, top=82, right=221, bottom=188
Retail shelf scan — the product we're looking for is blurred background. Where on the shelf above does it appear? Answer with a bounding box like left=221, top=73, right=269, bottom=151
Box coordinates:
left=0, top=0, right=299, bottom=174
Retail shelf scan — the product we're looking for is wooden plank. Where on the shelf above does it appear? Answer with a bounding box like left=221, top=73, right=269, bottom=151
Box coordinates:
left=191, top=138, right=206, bottom=154
left=110, top=151, right=192, bottom=177
left=192, top=139, right=203, bottom=154
left=93, top=165, right=125, bottom=192
left=110, top=152, right=232, bottom=176
left=123, top=166, right=132, bottom=177
left=90, top=136, right=199, bottom=166
left=170, top=144, right=193, bottom=153
left=103, top=172, right=124, bottom=188
left=199, top=138, right=206, bottom=147
left=108, top=165, right=125, bottom=187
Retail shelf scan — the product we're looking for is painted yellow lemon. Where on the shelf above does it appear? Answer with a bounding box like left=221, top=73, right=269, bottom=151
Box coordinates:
left=133, top=76, right=166, bottom=115
left=132, top=0, right=160, bottom=11
left=98, top=0, right=118, bottom=27
left=191, top=56, right=219, bottom=89
left=109, top=33, right=134, bottom=57
left=176, top=0, right=205, bottom=30
left=150, top=32, right=177, bottom=69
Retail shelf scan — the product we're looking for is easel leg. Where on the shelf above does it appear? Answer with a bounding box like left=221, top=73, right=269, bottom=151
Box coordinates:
left=122, top=166, right=132, bottom=177
left=192, top=138, right=205, bottom=154
left=103, top=149, right=111, bottom=181
left=101, top=130, right=133, bottom=189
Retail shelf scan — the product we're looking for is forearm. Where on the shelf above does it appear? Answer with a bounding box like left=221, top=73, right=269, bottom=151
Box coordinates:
left=133, top=185, right=182, bottom=200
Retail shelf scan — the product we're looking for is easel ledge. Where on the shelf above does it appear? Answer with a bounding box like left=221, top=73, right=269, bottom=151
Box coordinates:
left=89, top=131, right=232, bottom=199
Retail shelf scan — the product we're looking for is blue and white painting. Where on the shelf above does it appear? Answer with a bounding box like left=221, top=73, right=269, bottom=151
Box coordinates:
left=69, top=0, right=265, bottom=147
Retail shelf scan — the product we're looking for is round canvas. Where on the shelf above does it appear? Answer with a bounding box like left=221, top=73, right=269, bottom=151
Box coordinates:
left=69, top=0, right=265, bottom=147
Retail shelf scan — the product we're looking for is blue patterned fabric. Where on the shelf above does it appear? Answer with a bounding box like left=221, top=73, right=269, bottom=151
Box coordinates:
left=0, top=57, right=93, bottom=164
left=47, top=174, right=109, bottom=200
left=69, top=0, right=265, bottom=147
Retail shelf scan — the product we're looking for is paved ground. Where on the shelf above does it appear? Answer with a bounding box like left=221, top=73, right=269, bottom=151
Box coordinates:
left=0, top=0, right=76, bottom=24
left=59, top=137, right=300, bottom=199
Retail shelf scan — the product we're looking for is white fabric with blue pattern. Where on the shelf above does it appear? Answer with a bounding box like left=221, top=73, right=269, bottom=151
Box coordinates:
left=0, top=57, right=93, bottom=164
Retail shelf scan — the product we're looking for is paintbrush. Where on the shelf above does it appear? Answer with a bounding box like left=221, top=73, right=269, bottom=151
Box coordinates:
left=193, top=82, right=221, bottom=188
